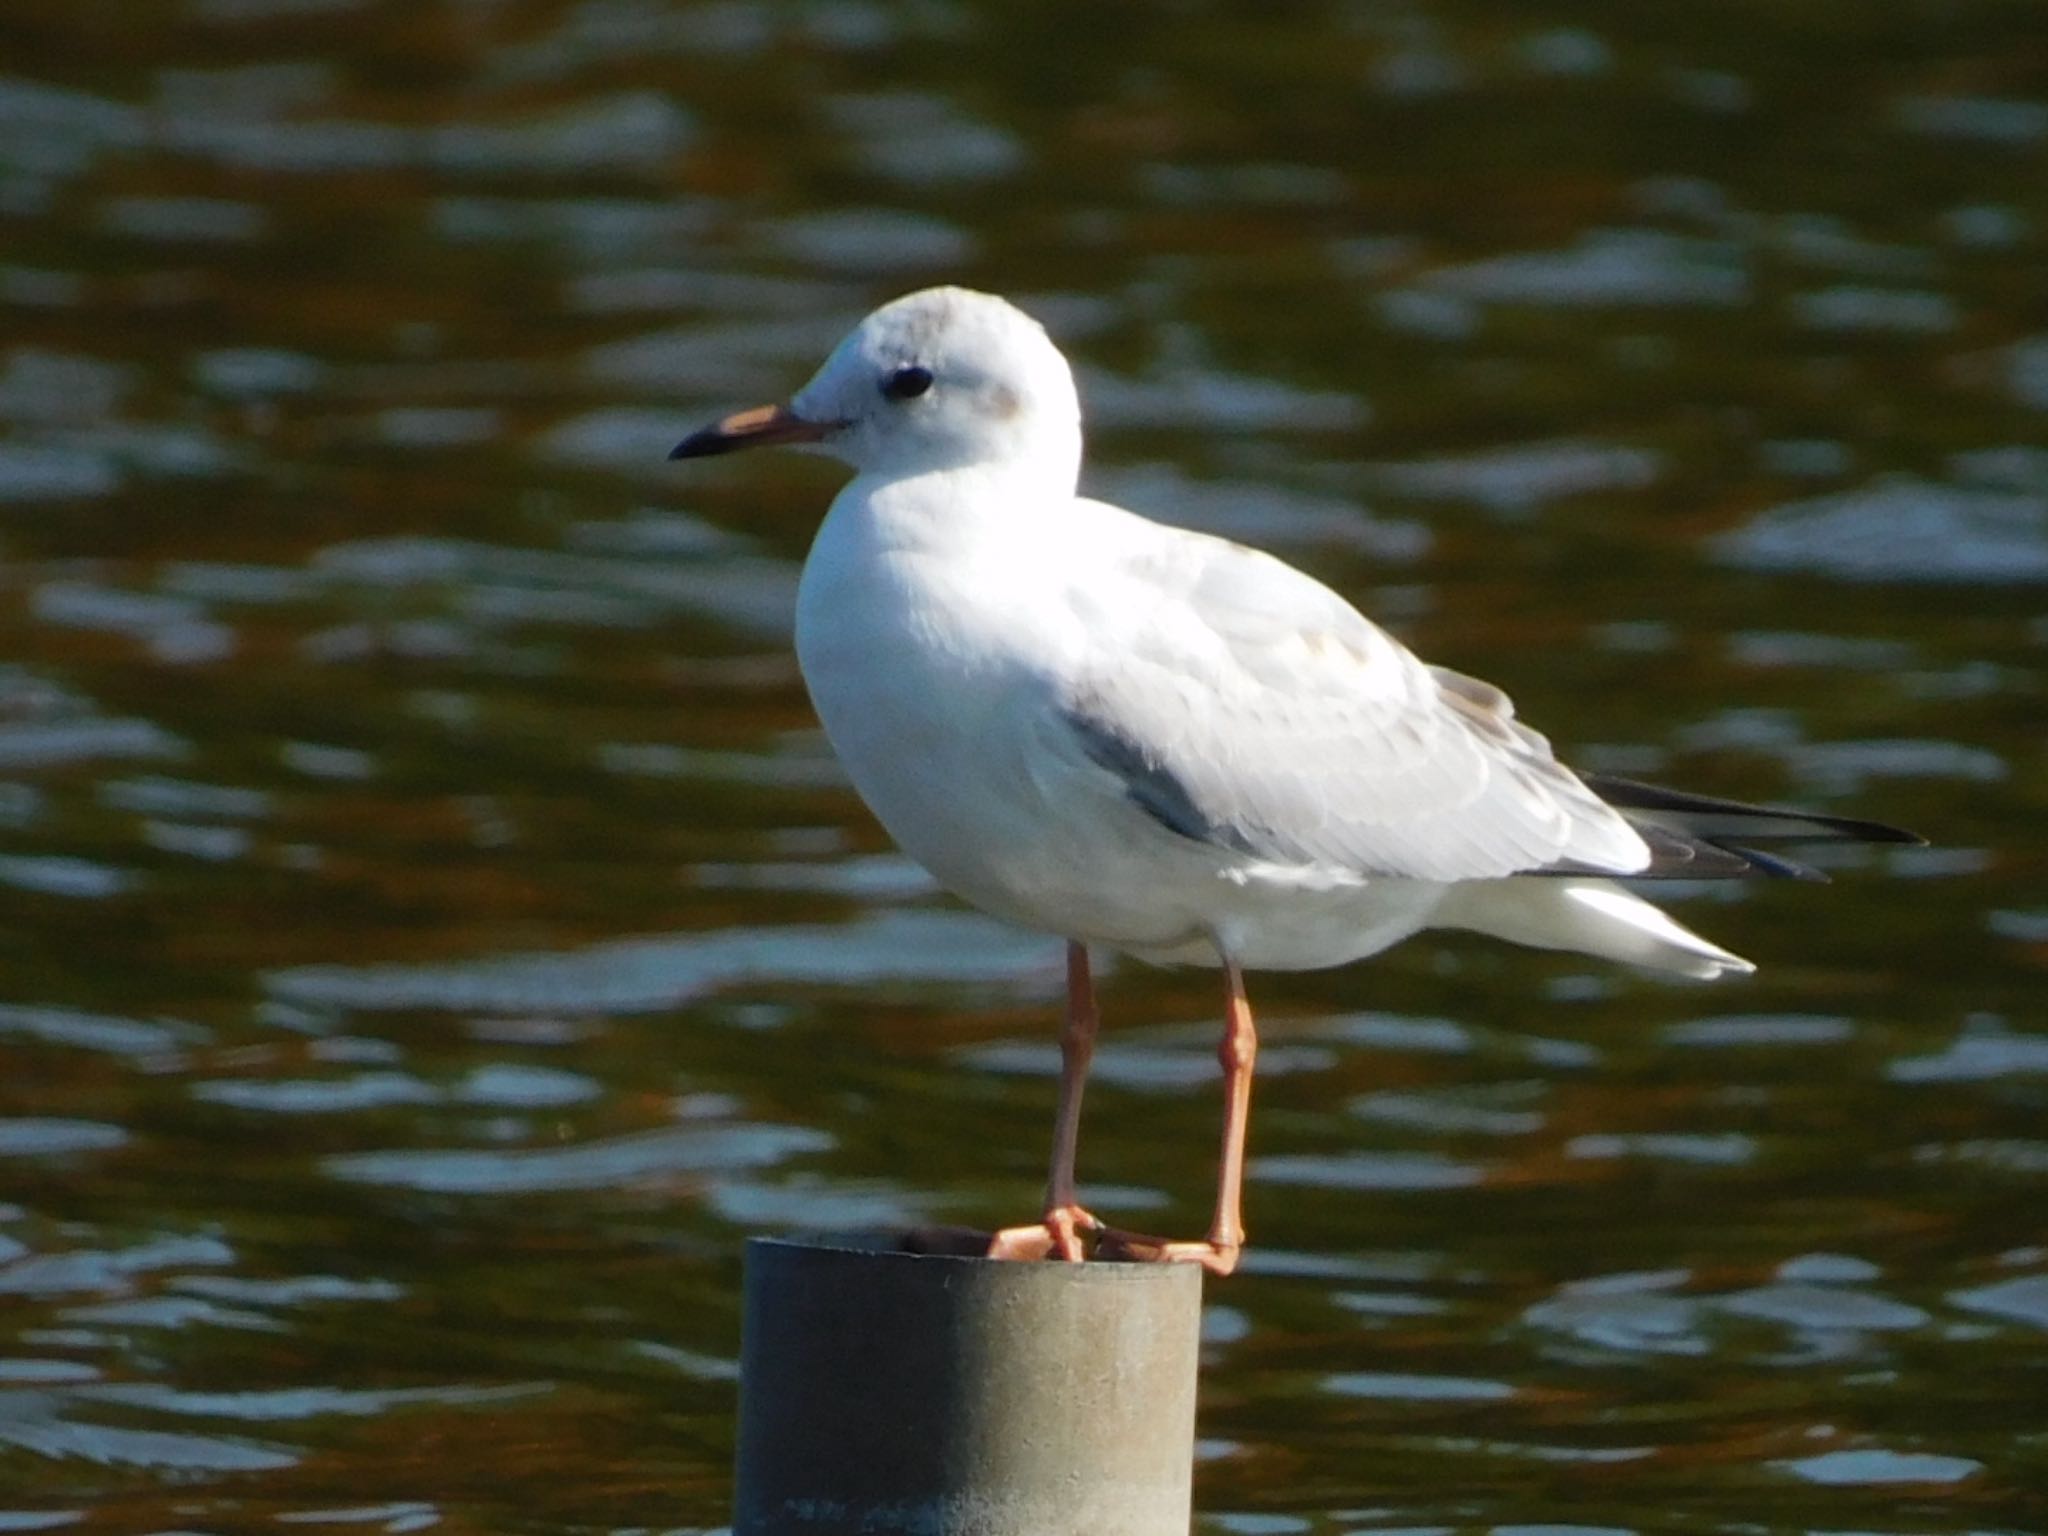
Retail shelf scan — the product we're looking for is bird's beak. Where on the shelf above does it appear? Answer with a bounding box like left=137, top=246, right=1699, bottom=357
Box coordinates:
left=668, top=403, right=834, bottom=460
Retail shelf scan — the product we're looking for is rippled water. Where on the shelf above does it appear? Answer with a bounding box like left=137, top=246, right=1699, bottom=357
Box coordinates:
left=2, top=2, right=2044, bottom=1531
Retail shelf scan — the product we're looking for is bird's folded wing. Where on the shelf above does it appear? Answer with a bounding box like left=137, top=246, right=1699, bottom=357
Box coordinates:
left=1047, top=528, right=1652, bottom=884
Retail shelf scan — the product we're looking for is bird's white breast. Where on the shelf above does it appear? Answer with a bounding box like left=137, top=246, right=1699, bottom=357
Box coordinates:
left=795, top=474, right=1098, bottom=927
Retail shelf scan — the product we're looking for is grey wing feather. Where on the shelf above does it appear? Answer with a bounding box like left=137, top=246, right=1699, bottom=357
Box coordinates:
left=1054, top=531, right=1652, bottom=883
left=1063, top=710, right=1256, bottom=853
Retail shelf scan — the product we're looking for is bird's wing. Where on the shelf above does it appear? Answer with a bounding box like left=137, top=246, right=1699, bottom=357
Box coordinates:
left=1570, top=770, right=1924, bottom=880
left=1049, top=517, right=1652, bottom=884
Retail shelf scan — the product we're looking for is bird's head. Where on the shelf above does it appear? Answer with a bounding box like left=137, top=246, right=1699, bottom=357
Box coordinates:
left=670, top=286, right=1082, bottom=483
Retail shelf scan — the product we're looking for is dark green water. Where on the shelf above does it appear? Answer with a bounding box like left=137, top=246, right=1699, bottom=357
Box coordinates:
left=1, top=2, right=2043, bottom=1531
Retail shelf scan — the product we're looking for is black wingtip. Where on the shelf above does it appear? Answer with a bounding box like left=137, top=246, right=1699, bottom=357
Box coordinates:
left=1583, top=772, right=1926, bottom=847
left=1719, top=844, right=1831, bottom=881
left=1848, top=818, right=1928, bottom=847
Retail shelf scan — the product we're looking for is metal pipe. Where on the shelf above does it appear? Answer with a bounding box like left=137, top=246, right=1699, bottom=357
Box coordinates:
left=734, top=1235, right=1204, bottom=1535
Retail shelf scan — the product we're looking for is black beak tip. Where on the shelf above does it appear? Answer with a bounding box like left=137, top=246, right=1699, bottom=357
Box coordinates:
left=668, top=431, right=725, bottom=461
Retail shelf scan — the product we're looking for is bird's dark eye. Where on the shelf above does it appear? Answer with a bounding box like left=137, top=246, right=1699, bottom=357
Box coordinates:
left=881, top=365, right=934, bottom=401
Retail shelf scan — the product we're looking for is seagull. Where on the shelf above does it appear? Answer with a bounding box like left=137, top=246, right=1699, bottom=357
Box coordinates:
left=670, top=286, right=1919, bottom=1275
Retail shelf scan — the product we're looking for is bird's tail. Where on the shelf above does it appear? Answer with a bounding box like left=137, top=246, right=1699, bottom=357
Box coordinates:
left=1434, top=877, right=1754, bottom=981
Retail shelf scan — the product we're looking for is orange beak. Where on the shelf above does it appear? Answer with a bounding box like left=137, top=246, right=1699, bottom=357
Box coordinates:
left=669, top=403, right=835, bottom=459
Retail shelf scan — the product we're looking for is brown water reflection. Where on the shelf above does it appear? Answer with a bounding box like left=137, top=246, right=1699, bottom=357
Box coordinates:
left=2, top=0, right=2044, bottom=1531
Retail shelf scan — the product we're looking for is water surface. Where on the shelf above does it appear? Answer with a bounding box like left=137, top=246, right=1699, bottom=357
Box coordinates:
left=2, top=2, right=2044, bottom=1531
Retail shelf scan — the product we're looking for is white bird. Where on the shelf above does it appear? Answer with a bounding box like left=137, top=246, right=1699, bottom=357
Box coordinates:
left=671, top=286, right=1918, bottom=1275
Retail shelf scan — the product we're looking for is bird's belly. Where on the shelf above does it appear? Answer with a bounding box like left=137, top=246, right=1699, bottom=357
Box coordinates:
left=1113, top=875, right=1446, bottom=970
left=848, top=747, right=1443, bottom=968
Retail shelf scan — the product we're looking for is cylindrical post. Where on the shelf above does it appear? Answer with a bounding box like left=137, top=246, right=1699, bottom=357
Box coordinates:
left=734, top=1235, right=1204, bottom=1536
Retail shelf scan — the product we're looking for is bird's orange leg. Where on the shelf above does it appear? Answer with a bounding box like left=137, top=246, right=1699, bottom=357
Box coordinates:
left=986, top=942, right=1105, bottom=1262
left=1098, top=959, right=1256, bottom=1276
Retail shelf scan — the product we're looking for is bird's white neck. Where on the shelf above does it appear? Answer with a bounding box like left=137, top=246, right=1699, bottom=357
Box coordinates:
left=836, top=446, right=1082, bottom=554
